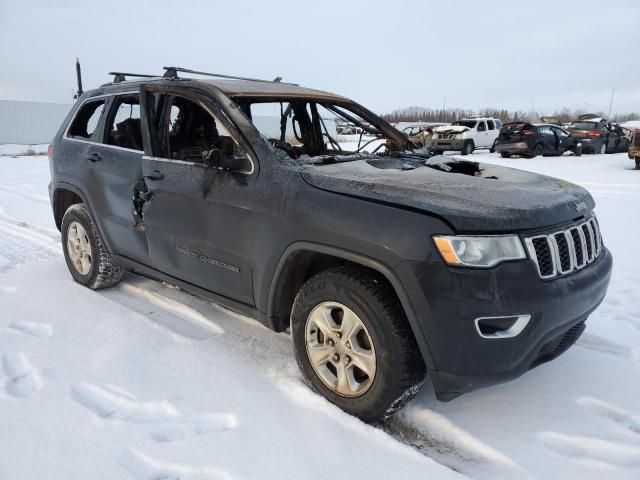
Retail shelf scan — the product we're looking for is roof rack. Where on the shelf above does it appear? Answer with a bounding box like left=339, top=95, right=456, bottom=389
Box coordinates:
left=162, top=66, right=296, bottom=85
left=108, top=71, right=158, bottom=84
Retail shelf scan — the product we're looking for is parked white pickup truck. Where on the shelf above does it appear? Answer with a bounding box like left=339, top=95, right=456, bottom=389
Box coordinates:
left=431, top=117, right=502, bottom=155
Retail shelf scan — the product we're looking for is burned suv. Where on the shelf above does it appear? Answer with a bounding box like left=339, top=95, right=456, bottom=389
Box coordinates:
left=49, top=68, right=612, bottom=422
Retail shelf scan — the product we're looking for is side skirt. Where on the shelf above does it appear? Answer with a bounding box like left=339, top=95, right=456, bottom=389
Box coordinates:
left=112, top=255, right=280, bottom=331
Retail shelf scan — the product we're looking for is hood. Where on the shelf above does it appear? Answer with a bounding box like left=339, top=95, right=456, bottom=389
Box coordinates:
left=433, top=125, right=469, bottom=134
left=301, top=156, right=594, bottom=232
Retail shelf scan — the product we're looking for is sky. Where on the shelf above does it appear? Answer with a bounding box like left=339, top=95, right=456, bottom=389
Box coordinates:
left=1, top=0, right=639, bottom=116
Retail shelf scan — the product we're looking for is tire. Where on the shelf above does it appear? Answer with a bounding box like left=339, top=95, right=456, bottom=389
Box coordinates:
left=461, top=140, right=474, bottom=156
left=574, top=144, right=583, bottom=157
left=599, top=142, right=607, bottom=155
left=61, top=203, right=123, bottom=290
left=636, top=158, right=640, bottom=169
left=291, top=267, right=426, bottom=422
left=490, top=140, right=497, bottom=153
left=500, top=152, right=511, bottom=158
left=531, top=143, right=544, bottom=158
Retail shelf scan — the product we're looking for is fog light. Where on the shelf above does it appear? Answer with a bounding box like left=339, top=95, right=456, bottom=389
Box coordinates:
left=475, top=314, right=531, bottom=339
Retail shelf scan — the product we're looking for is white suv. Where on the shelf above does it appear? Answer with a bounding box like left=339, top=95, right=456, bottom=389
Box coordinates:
left=431, top=117, right=502, bottom=155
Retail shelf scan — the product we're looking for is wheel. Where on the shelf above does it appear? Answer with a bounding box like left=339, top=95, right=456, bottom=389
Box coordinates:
left=531, top=143, right=544, bottom=158
left=291, top=267, right=426, bottom=422
left=61, top=203, right=123, bottom=289
left=490, top=140, right=497, bottom=153
left=599, top=142, right=607, bottom=155
left=461, top=140, right=474, bottom=156
left=636, top=158, right=640, bottom=169
left=574, top=144, right=583, bottom=157
left=500, top=152, right=511, bottom=158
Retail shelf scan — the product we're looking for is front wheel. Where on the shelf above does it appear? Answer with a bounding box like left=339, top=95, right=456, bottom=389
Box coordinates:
left=291, top=267, right=426, bottom=422
left=500, top=152, right=511, bottom=158
left=61, top=203, right=123, bottom=289
left=461, top=140, right=475, bottom=156
left=599, top=142, right=607, bottom=155
left=635, top=158, right=640, bottom=169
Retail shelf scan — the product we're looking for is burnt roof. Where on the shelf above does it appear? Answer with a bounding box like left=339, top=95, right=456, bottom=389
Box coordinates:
left=99, top=76, right=346, bottom=101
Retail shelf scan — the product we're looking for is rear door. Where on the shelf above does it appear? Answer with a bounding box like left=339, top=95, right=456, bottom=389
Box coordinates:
left=70, top=90, right=151, bottom=263
left=138, top=86, right=257, bottom=305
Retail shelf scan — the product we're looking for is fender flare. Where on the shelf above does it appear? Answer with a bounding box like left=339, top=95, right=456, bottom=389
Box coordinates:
left=268, top=241, right=437, bottom=370
left=51, top=181, right=114, bottom=253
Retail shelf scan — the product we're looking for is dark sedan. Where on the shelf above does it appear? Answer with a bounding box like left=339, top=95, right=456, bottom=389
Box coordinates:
left=567, top=120, right=629, bottom=154
left=495, top=122, right=581, bottom=158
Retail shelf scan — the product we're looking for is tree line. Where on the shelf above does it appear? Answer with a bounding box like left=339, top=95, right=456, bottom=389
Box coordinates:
left=381, top=106, right=640, bottom=124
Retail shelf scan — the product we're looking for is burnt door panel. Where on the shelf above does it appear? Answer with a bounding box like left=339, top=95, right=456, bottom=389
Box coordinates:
left=139, top=158, right=255, bottom=305
left=86, top=93, right=150, bottom=263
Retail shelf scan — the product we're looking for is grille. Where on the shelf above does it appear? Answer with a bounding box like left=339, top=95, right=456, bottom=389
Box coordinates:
left=525, top=216, right=602, bottom=279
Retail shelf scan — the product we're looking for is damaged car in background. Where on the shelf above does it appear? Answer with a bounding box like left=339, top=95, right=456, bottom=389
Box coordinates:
left=431, top=117, right=502, bottom=155
left=48, top=67, right=612, bottom=422
left=495, top=122, right=583, bottom=158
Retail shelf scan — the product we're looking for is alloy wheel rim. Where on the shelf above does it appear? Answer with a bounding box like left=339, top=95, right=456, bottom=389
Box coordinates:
left=67, top=221, right=92, bottom=275
left=305, top=301, right=376, bottom=397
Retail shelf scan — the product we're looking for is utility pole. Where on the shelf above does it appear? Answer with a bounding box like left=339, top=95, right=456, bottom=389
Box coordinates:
left=608, top=86, right=620, bottom=119
left=442, top=95, right=450, bottom=111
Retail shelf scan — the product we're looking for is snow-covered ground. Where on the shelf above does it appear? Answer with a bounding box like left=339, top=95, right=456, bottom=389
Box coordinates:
left=0, top=148, right=639, bottom=480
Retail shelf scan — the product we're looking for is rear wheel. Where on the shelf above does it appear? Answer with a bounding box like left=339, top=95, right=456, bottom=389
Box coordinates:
left=461, top=140, right=474, bottom=156
left=500, top=152, right=511, bottom=158
left=531, top=143, right=544, bottom=158
left=635, top=158, right=640, bottom=169
left=291, top=267, right=426, bottom=422
left=61, top=203, right=123, bottom=289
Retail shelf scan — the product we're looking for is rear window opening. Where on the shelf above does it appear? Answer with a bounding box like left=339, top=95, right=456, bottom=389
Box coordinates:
left=67, top=100, right=105, bottom=139
left=570, top=122, right=599, bottom=130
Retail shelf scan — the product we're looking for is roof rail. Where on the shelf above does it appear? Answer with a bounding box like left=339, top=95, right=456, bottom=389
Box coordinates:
left=108, top=71, right=158, bottom=84
left=162, top=66, right=296, bottom=85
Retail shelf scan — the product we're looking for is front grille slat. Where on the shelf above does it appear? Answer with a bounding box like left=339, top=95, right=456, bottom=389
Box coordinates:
left=526, top=216, right=603, bottom=279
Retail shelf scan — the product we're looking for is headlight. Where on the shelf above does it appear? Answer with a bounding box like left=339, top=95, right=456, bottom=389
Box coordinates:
left=433, top=235, right=526, bottom=267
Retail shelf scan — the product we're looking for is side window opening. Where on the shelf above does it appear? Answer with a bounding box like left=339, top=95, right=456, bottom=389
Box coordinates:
left=165, top=96, right=240, bottom=162
left=67, top=100, right=105, bottom=139
left=477, top=121, right=486, bottom=132
left=487, top=120, right=495, bottom=130
left=106, top=95, right=143, bottom=151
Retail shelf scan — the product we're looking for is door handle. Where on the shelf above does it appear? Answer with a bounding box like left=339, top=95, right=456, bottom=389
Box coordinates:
left=144, top=170, right=164, bottom=181
left=85, top=152, right=102, bottom=162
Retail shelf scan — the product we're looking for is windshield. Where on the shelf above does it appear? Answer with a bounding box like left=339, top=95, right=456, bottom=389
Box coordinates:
left=570, top=121, right=598, bottom=130
left=452, top=120, right=477, bottom=128
left=233, top=97, right=410, bottom=161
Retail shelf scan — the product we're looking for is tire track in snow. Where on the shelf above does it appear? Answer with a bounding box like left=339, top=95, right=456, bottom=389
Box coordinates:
left=385, top=407, right=531, bottom=480
left=0, top=216, right=60, bottom=273
left=100, top=279, right=224, bottom=341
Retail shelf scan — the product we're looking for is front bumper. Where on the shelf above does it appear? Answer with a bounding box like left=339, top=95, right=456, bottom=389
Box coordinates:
left=397, top=246, right=613, bottom=401
left=432, top=138, right=465, bottom=151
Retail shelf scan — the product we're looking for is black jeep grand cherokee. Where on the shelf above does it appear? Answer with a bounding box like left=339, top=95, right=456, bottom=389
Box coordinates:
left=49, top=68, right=612, bottom=422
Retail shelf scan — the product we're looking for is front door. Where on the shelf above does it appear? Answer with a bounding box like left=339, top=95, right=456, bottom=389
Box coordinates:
left=138, top=89, right=256, bottom=305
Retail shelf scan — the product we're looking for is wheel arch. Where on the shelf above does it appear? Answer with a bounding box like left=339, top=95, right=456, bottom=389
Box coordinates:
left=51, top=182, right=114, bottom=255
left=52, top=183, right=87, bottom=231
left=267, top=242, right=437, bottom=370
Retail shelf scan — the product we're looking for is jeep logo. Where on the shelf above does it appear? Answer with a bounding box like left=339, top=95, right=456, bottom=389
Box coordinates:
left=574, top=201, right=588, bottom=212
